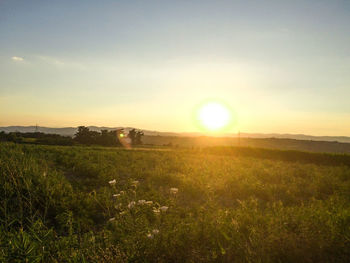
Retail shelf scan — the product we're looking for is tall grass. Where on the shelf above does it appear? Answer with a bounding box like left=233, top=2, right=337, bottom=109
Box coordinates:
left=0, top=142, right=349, bottom=262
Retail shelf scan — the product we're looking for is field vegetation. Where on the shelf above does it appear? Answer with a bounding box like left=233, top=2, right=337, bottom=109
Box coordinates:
left=1, top=142, right=350, bottom=262
left=143, top=136, right=350, bottom=154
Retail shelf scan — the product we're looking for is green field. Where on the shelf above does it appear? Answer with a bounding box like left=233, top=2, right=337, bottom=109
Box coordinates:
left=1, top=142, right=350, bottom=262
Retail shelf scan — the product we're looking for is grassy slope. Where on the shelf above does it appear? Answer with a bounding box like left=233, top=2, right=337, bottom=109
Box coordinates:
left=143, top=135, right=350, bottom=153
left=1, top=142, right=350, bottom=262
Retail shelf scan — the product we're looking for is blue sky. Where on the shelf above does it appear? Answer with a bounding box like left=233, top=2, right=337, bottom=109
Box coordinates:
left=0, top=0, right=349, bottom=135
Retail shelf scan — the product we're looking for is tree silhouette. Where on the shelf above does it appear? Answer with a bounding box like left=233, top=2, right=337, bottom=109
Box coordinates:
left=128, top=129, right=136, bottom=145
left=75, top=126, right=91, bottom=144
left=135, top=130, right=144, bottom=145
left=128, top=129, right=144, bottom=145
left=74, top=126, right=123, bottom=146
left=99, top=129, right=111, bottom=146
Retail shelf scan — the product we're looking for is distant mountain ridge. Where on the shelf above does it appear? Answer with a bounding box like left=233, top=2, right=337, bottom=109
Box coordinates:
left=1, top=126, right=350, bottom=143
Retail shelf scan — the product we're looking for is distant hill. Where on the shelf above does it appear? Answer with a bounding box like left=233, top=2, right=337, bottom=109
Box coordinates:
left=238, top=133, right=350, bottom=144
left=0, top=126, right=349, bottom=143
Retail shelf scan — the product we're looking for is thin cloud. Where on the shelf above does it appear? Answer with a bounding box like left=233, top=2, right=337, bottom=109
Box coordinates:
left=11, top=56, right=24, bottom=62
left=37, top=55, right=87, bottom=70
left=38, top=55, right=64, bottom=66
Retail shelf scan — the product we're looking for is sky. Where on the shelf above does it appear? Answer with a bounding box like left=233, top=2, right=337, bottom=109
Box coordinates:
left=0, top=0, right=349, bottom=135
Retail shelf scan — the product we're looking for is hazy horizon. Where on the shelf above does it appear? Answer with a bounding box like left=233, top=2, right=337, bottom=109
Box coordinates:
left=2, top=124, right=350, bottom=139
left=1, top=0, right=349, bottom=136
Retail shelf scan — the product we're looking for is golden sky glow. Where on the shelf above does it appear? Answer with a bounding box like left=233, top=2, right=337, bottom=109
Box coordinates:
left=0, top=1, right=350, bottom=136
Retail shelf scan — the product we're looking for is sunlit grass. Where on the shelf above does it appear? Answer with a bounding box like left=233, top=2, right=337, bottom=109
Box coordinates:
left=0, top=142, right=349, bottom=262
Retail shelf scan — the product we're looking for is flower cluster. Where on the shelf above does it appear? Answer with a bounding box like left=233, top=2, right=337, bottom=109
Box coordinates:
left=152, top=205, right=169, bottom=215
left=170, top=187, right=178, bottom=195
left=107, top=179, right=179, bottom=240
left=127, top=201, right=136, bottom=209
left=138, top=200, right=146, bottom=205
left=108, top=179, right=116, bottom=185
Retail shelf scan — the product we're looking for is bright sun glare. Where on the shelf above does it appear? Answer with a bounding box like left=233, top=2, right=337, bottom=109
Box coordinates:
left=198, top=102, right=231, bottom=131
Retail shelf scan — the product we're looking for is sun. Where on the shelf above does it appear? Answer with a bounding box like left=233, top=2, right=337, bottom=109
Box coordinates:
left=197, top=102, right=232, bottom=131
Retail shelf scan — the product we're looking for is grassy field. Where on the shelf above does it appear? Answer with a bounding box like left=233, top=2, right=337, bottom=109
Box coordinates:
left=142, top=135, right=350, bottom=154
left=1, top=142, right=350, bottom=262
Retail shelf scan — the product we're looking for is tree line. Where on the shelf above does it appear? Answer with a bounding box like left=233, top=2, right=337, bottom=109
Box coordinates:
left=0, top=131, right=73, bottom=145
left=0, top=126, right=144, bottom=147
left=74, top=126, right=144, bottom=146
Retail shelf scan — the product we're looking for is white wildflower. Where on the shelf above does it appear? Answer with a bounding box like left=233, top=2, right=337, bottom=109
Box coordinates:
left=113, top=194, right=121, bottom=198
left=108, top=217, right=115, bottom=222
left=146, top=233, right=153, bottom=238
left=160, top=206, right=168, bottom=212
left=170, top=187, right=178, bottom=195
left=108, top=179, right=116, bottom=185
left=153, top=208, right=160, bottom=214
left=128, top=201, right=136, bottom=209
left=138, top=200, right=146, bottom=205
left=152, top=229, right=159, bottom=235
left=145, top=201, right=153, bottom=205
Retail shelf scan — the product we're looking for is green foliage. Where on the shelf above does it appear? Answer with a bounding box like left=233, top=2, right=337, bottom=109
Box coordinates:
left=128, top=128, right=144, bottom=145
left=0, top=142, right=349, bottom=262
left=203, top=146, right=350, bottom=167
left=74, top=126, right=125, bottom=146
left=0, top=131, right=73, bottom=146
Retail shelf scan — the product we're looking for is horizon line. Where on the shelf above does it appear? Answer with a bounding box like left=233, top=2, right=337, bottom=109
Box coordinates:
left=0, top=125, right=349, bottom=138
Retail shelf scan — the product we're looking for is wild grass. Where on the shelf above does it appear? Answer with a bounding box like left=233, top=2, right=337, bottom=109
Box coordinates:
left=0, top=142, right=349, bottom=262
